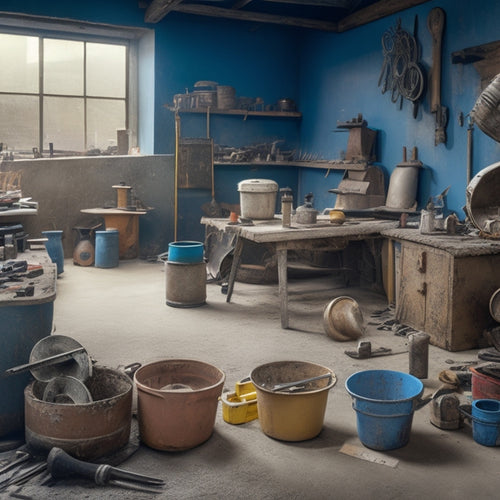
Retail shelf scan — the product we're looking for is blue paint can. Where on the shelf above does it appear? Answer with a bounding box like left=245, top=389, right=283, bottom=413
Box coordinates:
left=95, top=229, right=119, bottom=268
left=42, top=230, right=64, bottom=275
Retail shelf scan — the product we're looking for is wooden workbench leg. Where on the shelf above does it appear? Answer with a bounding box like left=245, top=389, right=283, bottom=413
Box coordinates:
left=277, top=247, right=289, bottom=329
left=226, top=236, right=243, bottom=303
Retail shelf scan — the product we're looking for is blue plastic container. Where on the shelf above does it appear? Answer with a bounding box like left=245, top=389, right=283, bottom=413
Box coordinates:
left=471, top=399, right=500, bottom=446
left=0, top=303, right=54, bottom=437
left=345, top=370, right=424, bottom=450
left=168, top=241, right=204, bottom=263
left=42, top=230, right=64, bottom=275
left=95, top=229, right=119, bottom=268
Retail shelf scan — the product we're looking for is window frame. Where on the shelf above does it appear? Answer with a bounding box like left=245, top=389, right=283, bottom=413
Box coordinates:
left=0, top=12, right=146, bottom=157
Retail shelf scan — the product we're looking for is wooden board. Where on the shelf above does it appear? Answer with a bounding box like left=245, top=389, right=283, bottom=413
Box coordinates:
left=177, top=138, right=213, bottom=190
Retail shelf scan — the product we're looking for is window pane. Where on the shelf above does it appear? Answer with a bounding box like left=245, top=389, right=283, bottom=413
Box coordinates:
left=0, top=94, right=38, bottom=151
left=87, top=43, right=126, bottom=98
left=44, top=39, right=84, bottom=95
left=43, top=96, right=84, bottom=152
left=0, top=34, right=39, bottom=93
left=87, top=98, right=126, bottom=151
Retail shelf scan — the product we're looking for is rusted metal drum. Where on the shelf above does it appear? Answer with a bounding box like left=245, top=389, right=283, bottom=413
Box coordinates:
left=471, top=74, right=500, bottom=142
left=465, top=161, right=500, bottom=236
left=24, top=366, right=132, bottom=460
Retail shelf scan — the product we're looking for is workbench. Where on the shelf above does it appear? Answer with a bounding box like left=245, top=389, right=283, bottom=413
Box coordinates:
left=382, top=228, right=500, bottom=351
left=202, top=216, right=398, bottom=329
left=81, top=208, right=147, bottom=259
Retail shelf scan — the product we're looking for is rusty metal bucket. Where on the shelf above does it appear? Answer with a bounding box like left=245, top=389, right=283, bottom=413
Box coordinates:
left=24, top=365, right=133, bottom=460
left=134, top=359, right=225, bottom=451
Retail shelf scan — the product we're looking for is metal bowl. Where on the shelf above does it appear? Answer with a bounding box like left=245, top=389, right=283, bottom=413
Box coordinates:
left=42, top=376, right=93, bottom=404
left=29, top=335, right=92, bottom=382
left=323, top=296, right=365, bottom=341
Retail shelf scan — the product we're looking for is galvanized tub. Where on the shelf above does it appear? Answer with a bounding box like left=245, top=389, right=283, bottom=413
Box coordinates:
left=24, top=365, right=133, bottom=460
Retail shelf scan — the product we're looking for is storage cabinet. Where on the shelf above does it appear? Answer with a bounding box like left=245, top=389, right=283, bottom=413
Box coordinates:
left=384, top=229, right=500, bottom=351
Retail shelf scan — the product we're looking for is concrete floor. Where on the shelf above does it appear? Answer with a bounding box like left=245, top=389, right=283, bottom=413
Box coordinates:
left=8, top=258, right=500, bottom=499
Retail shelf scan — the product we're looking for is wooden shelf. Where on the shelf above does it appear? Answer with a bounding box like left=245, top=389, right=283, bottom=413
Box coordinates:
left=165, top=105, right=301, bottom=119
left=452, top=40, right=500, bottom=88
left=214, top=160, right=367, bottom=169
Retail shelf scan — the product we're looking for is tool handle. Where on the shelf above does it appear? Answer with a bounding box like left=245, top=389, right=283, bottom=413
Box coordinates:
left=47, top=447, right=111, bottom=484
left=4, top=347, right=86, bottom=376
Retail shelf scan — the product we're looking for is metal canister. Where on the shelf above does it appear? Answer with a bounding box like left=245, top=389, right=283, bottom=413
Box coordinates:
left=280, top=188, right=293, bottom=228
left=408, top=332, right=430, bottom=379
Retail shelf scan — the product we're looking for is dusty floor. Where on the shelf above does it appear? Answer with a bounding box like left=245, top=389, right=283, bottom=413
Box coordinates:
left=3, top=258, right=500, bottom=499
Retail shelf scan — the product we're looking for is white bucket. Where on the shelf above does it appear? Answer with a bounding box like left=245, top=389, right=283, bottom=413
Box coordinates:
left=238, top=179, right=278, bottom=220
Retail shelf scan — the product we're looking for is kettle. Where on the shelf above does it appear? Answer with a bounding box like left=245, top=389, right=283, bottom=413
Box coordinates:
left=295, top=193, right=318, bottom=224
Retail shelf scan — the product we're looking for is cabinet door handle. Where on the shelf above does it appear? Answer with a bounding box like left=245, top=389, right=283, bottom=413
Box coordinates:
left=417, top=282, right=427, bottom=295
left=418, top=251, right=427, bottom=273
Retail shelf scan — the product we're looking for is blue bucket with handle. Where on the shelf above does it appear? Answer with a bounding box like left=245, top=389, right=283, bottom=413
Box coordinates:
left=471, top=399, right=500, bottom=446
left=345, top=370, right=424, bottom=450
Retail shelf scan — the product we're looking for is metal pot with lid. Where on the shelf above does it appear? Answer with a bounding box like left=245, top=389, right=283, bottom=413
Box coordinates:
left=295, top=192, right=318, bottom=224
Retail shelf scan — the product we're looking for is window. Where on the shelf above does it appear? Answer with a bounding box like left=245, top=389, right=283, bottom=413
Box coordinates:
left=0, top=28, right=131, bottom=158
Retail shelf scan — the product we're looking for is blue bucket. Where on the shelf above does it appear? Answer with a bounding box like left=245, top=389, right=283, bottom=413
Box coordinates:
left=168, top=241, right=204, bottom=263
left=42, top=230, right=64, bottom=275
left=471, top=399, right=500, bottom=446
left=95, top=229, right=119, bottom=268
left=345, top=370, right=424, bottom=450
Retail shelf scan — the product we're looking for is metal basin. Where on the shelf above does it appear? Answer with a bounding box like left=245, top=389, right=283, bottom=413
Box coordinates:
left=24, top=365, right=132, bottom=460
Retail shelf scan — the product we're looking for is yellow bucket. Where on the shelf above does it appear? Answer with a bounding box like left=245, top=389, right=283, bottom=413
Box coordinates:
left=250, top=361, right=336, bottom=441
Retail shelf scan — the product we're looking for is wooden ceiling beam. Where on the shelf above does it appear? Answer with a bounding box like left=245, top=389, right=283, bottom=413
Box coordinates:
left=144, top=0, right=432, bottom=31
left=145, top=0, right=184, bottom=23
left=264, top=0, right=352, bottom=6
left=231, top=0, right=254, bottom=9
left=173, top=3, right=339, bottom=31
left=337, top=0, right=431, bottom=32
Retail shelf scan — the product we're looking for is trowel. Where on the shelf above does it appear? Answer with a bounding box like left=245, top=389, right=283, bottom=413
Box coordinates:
left=345, top=340, right=406, bottom=359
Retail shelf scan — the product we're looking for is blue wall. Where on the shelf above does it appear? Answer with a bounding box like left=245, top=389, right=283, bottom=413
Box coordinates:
left=152, top=14, right=302, bottom=239
left=3, top=0, right=500, bottom=240
left=298, top=0, right=500, bottom=217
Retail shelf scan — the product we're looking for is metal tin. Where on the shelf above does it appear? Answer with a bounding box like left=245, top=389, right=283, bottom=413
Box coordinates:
left=238, top=179, right=278, bottom=220
left=408, top=332, right=430, bottom=379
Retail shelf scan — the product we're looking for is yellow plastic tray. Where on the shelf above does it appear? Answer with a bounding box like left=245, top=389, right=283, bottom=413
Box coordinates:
left=221, top=391, right=258, bottom=424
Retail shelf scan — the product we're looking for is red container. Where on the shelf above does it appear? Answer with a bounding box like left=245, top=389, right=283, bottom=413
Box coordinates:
left=470, top=366, right=500, bottom=400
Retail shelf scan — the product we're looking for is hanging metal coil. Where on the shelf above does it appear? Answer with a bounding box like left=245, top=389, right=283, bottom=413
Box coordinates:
left=378, top=19, right=424, bottom=112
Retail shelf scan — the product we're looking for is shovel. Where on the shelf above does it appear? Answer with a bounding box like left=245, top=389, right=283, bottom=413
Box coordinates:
left=202, top=137, right=222, bottom=217
left=201, top=108, right=222, bottom=217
